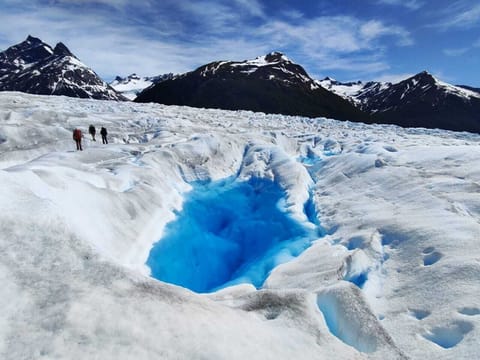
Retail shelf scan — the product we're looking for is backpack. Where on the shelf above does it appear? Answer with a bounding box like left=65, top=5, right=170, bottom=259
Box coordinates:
left=73, top=129, right=82, bottom=140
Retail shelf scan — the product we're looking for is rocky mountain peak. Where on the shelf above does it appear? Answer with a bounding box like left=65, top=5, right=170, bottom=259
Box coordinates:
left=0, top=36, right=125, bottom=101
left=53, top=42, right=74, bottom=57
left=3, top=35, right=53, bottom=64
left=410, top=70, right=436, bottom=84
left=25, top=35, right=44, bottom=45
left=264, top=51, right=289, bottom=63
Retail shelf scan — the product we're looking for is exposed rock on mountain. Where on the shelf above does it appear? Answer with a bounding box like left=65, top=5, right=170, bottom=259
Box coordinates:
left=0, top=35, right=125, bottom=100
left=318, top=72, right=480, bottom=133
left=135, top=52, right=370, bottom=122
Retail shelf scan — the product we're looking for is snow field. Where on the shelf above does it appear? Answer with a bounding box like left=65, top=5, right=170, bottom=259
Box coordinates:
left=0, top=92, right=479, bottom=359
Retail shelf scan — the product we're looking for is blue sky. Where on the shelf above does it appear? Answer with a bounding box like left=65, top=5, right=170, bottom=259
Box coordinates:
left=1, top=0, right=479, bottom=85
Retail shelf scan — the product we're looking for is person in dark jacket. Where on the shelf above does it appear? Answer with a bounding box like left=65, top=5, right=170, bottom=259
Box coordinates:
left=88, top=124, right=96, bottom=141
left=100, top=126, right=108, bottom=144
left=73, top=128, right=83, bottom=151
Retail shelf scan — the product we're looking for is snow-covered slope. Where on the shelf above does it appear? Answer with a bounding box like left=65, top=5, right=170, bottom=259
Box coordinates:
left=201, top=52, right=320, bottom=89
left=0, top=36, right=125, bottom=100
left=317, top=77, right=391, bottom=106
left=317, top=77, right=366, bottom=101
left=109, top=73, right=174, bottom=100
left=1, top=92, right=480, bottom=359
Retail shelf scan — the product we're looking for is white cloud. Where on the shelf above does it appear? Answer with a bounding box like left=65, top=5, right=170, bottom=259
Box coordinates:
left=377, top=0, right=423, bottom=10
left=442, top=36, right=480, bottom=57
left=433, top=3, right=480, bottom=30
left=374, top=72, right=415, bottom=83
left=280, top=9, right=304, bottom=20
left=0, top=0, right=413, bottom=81
left=360, top=20, right=413, bottom=46
left=443, top=47, right=469, bottom=57
left=232, top=0, right=265, bottom=18
left=448, top=4, right=480, bottom=28
left=54, top=0, right=130, bottom=6
left=259, top=16, right=412, bottom=54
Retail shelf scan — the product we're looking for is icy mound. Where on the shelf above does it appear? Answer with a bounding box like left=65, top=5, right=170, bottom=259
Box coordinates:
left=0, top=92, right=479, bottom=359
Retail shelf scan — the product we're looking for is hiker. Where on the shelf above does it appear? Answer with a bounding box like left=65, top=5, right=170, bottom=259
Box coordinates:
left=73, top=128, right=83, bottom=151
left=88, top=124, right=96, bottom=141
left=100, top=126, right=108, bottom=144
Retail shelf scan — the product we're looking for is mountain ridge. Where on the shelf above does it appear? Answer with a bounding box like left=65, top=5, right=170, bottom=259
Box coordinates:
left=1, top=36, right=479, bottom=132
left=135, top=52, right=371, bottom=122
left=0, top=36, right=126, bottom=101
left=318, top=71, right=480, bottom=132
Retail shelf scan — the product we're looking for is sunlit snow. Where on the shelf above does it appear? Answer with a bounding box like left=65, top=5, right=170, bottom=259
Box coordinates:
left=0, top=91, right=479, bottom=359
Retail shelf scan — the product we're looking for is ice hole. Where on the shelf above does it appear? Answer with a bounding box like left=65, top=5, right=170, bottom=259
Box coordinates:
left=423, top=321, right=473, bottom=349
left=345, top=272, right=369, bottom=288
left=146, top=178, right=317, bottom=293
left=423, top=251, right=442, bottom=266
left=459, top=307, right=480, bottom=316
left=409, top=309, right=431, bottom=320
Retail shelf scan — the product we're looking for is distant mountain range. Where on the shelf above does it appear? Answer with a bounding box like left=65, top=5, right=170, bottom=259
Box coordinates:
left=1, top=36, right=480, bottom=133
left=319, top=72, right=480, bottom=132
left=135, top=52, right=480, bottom=133
left=0, top=36, right=125, bottom=100
left=134, top=52, right=369, bottom=122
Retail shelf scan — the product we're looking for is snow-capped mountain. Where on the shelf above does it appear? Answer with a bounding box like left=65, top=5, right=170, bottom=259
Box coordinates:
left=0, top=36, right=125, bottom=100
left=318, top=72, right=480, bottom=133
left=362, top=71, right=480, bottom=132
left=317, top=77, right=366, bottom=104
left=317, top=77, right=392, bottom=107
left=135, top=52, right=370, bottom=122
left=109, top=73, right=174, bottom=100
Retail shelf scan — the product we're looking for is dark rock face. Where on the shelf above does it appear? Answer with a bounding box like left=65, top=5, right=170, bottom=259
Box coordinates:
left=135, top=52, right=370, bottom=122
left=0, top=36, right=125, bottom=100
left=362, top=72, right=480, bottom=133
left=320, top=71, right=480, bottom=133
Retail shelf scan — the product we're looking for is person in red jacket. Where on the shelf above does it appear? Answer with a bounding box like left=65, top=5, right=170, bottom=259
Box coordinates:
left=73, top=128, right=83, bottom=151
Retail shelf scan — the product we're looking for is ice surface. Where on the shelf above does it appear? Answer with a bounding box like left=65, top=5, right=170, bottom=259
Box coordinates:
left=0, top=91, right=479, bottom=359
left=317, top=283, right=394, bottom=354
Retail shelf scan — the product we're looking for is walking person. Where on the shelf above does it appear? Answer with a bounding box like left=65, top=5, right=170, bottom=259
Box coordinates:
left=88, top=124, right=96, bottom=141
left=73, top=128, right=83, bottom=151
left=100, top=126, right=108, bottom=144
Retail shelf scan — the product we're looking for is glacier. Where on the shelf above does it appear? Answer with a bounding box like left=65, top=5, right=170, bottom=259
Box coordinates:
left=0, top=92, right=479, bottom=359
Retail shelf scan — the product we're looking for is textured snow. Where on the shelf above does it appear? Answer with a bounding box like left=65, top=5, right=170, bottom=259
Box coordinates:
left=43, top=45, right=53, bottom=55
left=0, top=92, right=480, bottom=359
left=110, top=75, right=155, bottom=100
left=436, top=79, right=480, bottom=100
left=317, top=79, right=365, bottom=98
left=231, top=53, right=291, bottom=68
left=316, top=78, right=391, bottom=105
left=63, top=56, right=86, bottom=69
